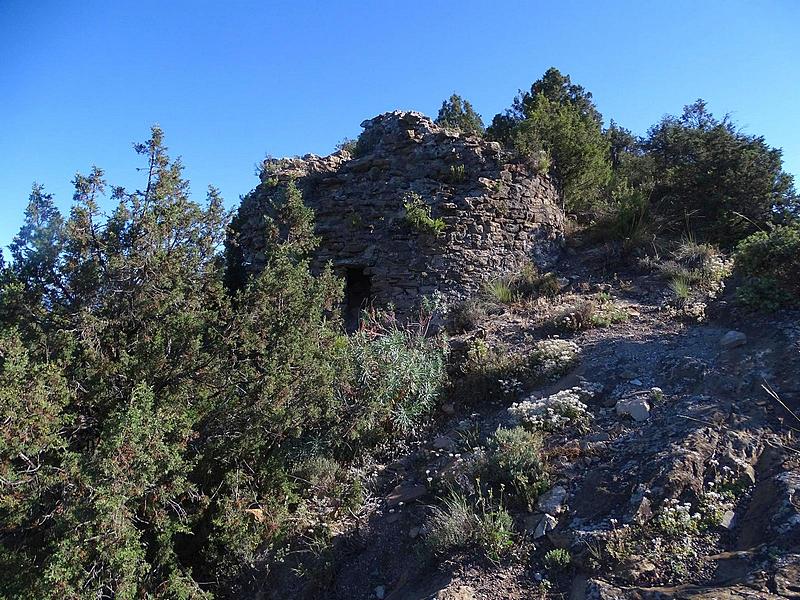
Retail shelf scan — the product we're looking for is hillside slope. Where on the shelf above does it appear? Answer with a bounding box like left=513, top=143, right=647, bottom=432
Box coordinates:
left=251, top=241, right=800, bottom=600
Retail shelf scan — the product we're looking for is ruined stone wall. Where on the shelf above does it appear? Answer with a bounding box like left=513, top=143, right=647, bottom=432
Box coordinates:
left=235, top=111, right=564, bottom=316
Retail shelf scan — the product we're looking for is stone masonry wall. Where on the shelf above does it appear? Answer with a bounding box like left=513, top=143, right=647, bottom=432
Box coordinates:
left=235, top=111, right=564, bottom=317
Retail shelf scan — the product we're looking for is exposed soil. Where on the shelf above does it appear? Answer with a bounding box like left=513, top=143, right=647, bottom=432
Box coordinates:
left=250, top=247, right=800, bottom=600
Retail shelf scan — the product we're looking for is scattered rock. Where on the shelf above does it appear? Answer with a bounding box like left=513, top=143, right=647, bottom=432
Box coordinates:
left=374, top=585, right=386, bottom=599
left=668, top=356, right=709, bottom=386
left=432, top=435, right=455, bottom=450
left=436, top=585, right=475, bottom=600
left=408, top=526, right=421, bottom=539
left=615, top=396, right=651, bottom=421
left=627, top=495, right=652, bottom=525
left=720, top=509, right=736, bottom=529
left=719, top=330, right=747, bottom=349
left=629, top=378, right=643, bottom=386
left=532, top=513, right=558, bottom=539
left=618, top=555, right=658, bottom=583
left=386, top=483, right=427, bottom=507
left=536, top=485, right=568, bottom=515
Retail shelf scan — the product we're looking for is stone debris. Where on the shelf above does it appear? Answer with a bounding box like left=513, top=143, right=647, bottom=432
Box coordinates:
left=532, top=513, right=558, bottom=539
left=536, top=485, right=568, bottom=515
left=386, top=483, right=427, bottom=507
left=719, top=330, right=747, bottom=349
left=432, top=435, right=455, bottom=450
left=615, top=396, right=651, bottom=421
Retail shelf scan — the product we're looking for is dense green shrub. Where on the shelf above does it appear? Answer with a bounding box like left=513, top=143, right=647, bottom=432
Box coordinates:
left=484, top=263, right=561, bottom=306
left=338, top=310, right=448, bottom=445
left=435, top=93, right=485, bottom=136
left=426, top=490, right=514, bottom=564
left=543, top=548, right=571, bottom=571
left=453, top=339, right=530, bottom=403
left=734, top=224, right=800, bottom=309
left=489, top=68, right=612, bottom=214
left=644, top=100, right=797, bottom=244
left=593, top=181, right=652, bottom=250
left=483, top=427, right=549, bottom=509
left=0, top=128, right=448, bottom=598
left=403, top=193, right=446, bottom=236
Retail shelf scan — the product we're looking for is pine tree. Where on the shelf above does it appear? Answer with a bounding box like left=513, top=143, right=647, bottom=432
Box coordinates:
left=435, top=93, right=485, bottom=136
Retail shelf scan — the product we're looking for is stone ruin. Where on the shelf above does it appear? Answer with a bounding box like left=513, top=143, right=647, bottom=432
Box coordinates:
left=233, top=111, right=565, bottom=323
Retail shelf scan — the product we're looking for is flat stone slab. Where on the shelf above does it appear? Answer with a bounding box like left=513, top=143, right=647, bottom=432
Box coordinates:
left=386, top=483, right=427, bottom=507
left=720, top=330, right=747, bottom=349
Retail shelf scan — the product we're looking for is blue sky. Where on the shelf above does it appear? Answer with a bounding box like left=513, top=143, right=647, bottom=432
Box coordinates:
left=2, top=0, right=799, bottom=250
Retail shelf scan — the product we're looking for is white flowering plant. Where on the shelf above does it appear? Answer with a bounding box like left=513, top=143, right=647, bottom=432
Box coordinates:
left=508, top=383, right=600, bottom=432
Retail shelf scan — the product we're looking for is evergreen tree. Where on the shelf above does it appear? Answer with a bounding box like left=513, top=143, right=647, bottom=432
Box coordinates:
left=434, top=93, right=485, bottom=136
left=644, top=99, right=797, bottom=242
left=488, top=68, right=612, bottom=213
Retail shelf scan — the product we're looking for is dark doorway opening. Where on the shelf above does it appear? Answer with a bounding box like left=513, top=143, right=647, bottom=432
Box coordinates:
left=344, top=267, right=372, bottom=332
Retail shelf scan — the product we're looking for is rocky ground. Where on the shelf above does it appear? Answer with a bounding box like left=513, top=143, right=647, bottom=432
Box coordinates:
left=252, top=245, right=800, bottom=600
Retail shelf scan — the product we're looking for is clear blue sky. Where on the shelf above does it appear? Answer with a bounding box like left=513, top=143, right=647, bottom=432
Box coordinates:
left=2, top=0, right=799, bottom=250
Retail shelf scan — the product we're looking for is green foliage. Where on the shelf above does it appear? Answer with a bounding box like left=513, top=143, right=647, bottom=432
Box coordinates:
left=735, top=277, right=794, bottom=312
left=555, top=293, right=628, bottom=332
left=511, top=263, right=561, bottom=299
left=403, top=193, right=446, bottom=236
left=435, top=93, right=485, bottom=136
left=488, top=68, right=612, bottom=213
left=425, top=492, right=475, bottom=556
left=476, top=493, right=515, bottom=564
left=454, top=339, right=530, bottom=403
left=426, top=490, right=514, bottom=564
left=225, top=175, right=319, bottom=292
left=1, top=126, right=231, bottom=598
left=485, top=278, right=518, bottom=304
left=339, top=310, right=448, bottom=444
left=334, top=137, right=358, bottom=155
left=483, top=427, right=549, bottom=509
left=604, top=120, right=654, bottom=190
left=734, top=224, right=800, bottom=308
left=512, top=94, right=612, bottom=212
left=644, top=100, right=797, bottom=244
left=446, top=163, right=467, bottom=183
left=543, top=548, right=571, bottom=571
left=669, top=275, right=692, bottom=304
left=484, top=263, right=561, bottom=306
left=594, top=181, right=652, bottom=250
left=0, top=127, right=449, bottom=598
left=352, top=130, right=379, bottom=158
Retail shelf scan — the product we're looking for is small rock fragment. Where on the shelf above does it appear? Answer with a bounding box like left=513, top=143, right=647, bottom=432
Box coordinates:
left=615, top=397, right=651, bottom=422
left=386, top=483, right=427, bottom=507
left=375, top=585, right=386, bottom=599
left=720, top=330, right=747, bottom=349
left=533, top=514, right=558, bottom=539
left=721, top=510, right=736, bottom=529
left=432, top=435, right=455, bottom=450
left=536, top=485, right=568, bottom=515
